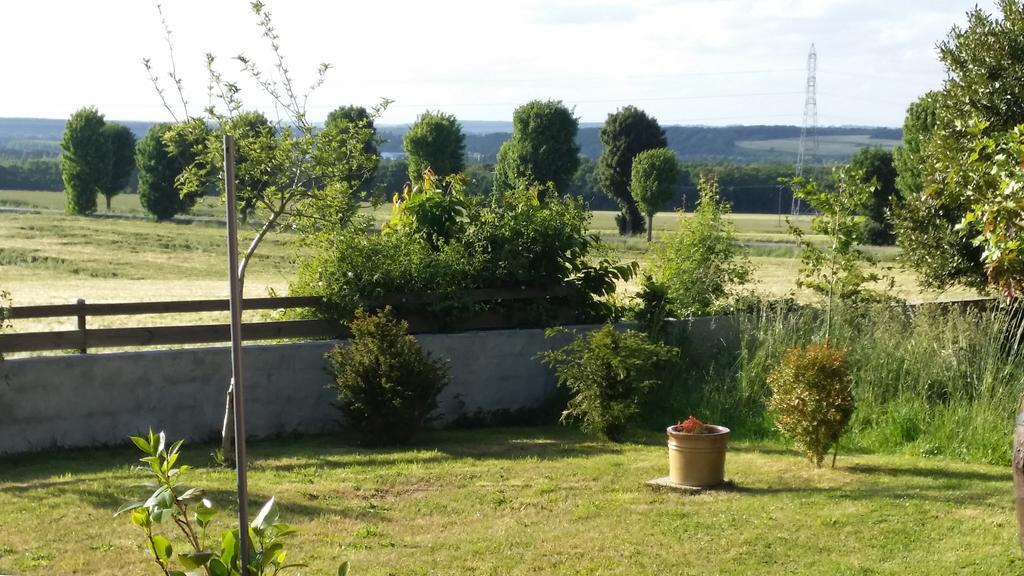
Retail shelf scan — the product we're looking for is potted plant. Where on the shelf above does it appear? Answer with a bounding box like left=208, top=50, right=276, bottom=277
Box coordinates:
left=666, top=416, right=730, bottom=487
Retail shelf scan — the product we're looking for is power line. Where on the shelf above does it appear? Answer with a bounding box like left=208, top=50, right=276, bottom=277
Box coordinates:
left=388, top=90, right=806, bottom=109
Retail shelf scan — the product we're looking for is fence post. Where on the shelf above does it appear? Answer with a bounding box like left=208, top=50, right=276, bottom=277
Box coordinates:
left=76, top=298, right=87, bottom=354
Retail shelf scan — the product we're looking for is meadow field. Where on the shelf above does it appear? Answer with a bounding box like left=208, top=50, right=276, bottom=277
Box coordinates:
left=0, top=189, right=979, bottom=337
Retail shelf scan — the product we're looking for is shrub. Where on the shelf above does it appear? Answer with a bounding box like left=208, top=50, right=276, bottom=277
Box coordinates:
left=768, top=343, right=854, bottom=467
left=292, top=180, right=635, bottom=328
left=117, top=430, right=343, bottom=575
left=651, top=176, right=751, bottom=316
left=326, top=307, right=450, bottom=445
left=541, top=324, right=676, bottom=441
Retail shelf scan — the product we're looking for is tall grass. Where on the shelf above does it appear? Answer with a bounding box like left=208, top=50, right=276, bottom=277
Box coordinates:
left=649, top=302, right=1024, bottom=465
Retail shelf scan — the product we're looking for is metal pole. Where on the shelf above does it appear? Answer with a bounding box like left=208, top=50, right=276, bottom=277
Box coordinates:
left=224, top=135, right=251, bottom=575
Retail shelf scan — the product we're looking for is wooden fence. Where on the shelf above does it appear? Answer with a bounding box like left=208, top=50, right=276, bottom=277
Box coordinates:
left=0, top=286, right=574, bottom=354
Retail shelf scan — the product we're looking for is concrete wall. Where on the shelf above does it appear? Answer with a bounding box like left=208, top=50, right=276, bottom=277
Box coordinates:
left=0, top=317, right=738, bottom=456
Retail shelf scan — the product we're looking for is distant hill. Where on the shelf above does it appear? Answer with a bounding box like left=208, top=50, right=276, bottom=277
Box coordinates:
left=1, top=117, right=901, bottom=165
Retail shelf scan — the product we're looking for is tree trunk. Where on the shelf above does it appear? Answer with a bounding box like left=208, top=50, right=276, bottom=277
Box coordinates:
left=105, top=194, right=112, bottom=212
left=647, top=215, right=653, bottom=242
left=220, top=384, right=236, bottom=467
left=625, top=201, right=645, bottom=236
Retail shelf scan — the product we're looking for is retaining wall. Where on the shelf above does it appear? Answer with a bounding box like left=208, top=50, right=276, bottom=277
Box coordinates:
left=0, top=317, right=737, bottom=456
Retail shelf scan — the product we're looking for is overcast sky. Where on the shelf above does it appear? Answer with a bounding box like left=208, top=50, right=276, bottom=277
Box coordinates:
left=0, top=0, right=1000, bottom=127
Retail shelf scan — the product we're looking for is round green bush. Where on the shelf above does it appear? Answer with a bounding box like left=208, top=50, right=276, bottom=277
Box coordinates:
left=768, top=344, right=854, bottom=467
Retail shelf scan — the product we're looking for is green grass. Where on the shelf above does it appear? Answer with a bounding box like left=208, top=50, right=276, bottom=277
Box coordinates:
left=0, top=189, right=226, bottom=217
left=657, top=303, right=1024, bottom=466
left=0, top=211, right=294, bottom=335
left=0, top=427, right=1018, bottom=575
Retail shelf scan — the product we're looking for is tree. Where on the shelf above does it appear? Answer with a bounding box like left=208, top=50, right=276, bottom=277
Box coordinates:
left=324, top=105, right=380, bottom=190
left=893, top=91, right=940, bottom=200
left=651, top=176, right=751, bottom=316
left=145, top=1, right=383, bottom=464
left=136, top=123, right=202, bottom=221
left=100, top=123, right=137, bottom=211
left=848, top=147, right=897, bottom=245
left=403, top=111, right=465, bottom=185
left=598, top=106, right=667, bottom=236
left=61, top=107, right=110, bottom=215
left=893, top=1, right=1024, bottom=291
left=630, top=148, right=679, bottom=242
left=493, top=100, right=579, bottom=196
left=789, top=166, right=888, bottom=314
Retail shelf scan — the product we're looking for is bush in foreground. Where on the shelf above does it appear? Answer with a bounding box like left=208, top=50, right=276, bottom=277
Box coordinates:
left=541, top=324, right=676, bottom=441
left=327, top=308, right=449, bottom=445
left=768, top=343, right=855, bottom=467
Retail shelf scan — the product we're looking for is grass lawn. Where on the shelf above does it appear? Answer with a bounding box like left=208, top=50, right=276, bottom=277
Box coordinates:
left=0, top=426, right=1018, bottom=575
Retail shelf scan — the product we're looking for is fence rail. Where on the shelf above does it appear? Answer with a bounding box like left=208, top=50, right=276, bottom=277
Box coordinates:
left=0, top=287, right=575, bottom=354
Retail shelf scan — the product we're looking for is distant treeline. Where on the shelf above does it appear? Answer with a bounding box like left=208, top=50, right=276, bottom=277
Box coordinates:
left=369, top=158, right=829, bottom=215
left=378, top=125, right=903, bottom=164
left=0, top=158, right=62, bottom=191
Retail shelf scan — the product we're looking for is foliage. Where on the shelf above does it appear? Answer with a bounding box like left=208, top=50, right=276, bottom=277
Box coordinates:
left=402, top=111, right=465, bottom=185
left=149, top=1, right=382, bottom=293
left=493, top=100, right=580, bottom=196
left=768, top=344, right=854, bottom=467
left=0, top=158, right=63, bottom=191
left=633, top=275, right=671, bottom=339
left=848, top=147, right=897, bottom=245
left=100, top=123, right=137, bottom=211
left=651, top=176, right=751, bottom=317
left=369, top=158, right=410, bottom=199
left=293, top=179, right=635, bottom=327
left=61, top=106, right=111, bottom=215
left=136, top=123, right=204, bottom=221
left=956, top=123, right=1024, bottom=294
left=324, top=105, right=380, bottom=191
left=659, top=299, right=1024, bottom=465
left=116, top=430, right=341, bottom=575
left=145, top=0, right=385, bottom=463
left=387, top=169, right=469, bottom=249
left=598, top=106, right=667, bottom=235
left=540, top=324, right=676, bottom=441
left=326, top=308, right=450, bottom=445
left=788, top=167, right=890, bottom=331
left=630, top=147, right=679, bottom=241
left=892, top=1, right=1024, bottom=291
left=893, top=91, right=941, bottom=201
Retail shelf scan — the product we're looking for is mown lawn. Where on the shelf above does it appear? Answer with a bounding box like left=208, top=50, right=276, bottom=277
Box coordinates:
left=0, top=427, right=1019, bottom=575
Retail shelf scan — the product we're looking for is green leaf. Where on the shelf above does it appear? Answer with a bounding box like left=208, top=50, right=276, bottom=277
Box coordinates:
left=149, top=534, right=173, bottom=561
left=251, top=496, right=278, bottom=531
left=339, top=560, right=351, bottom=576
left=178, top=551, right=215, bottom=569
left=208, top=557, right=230, bottom=576
left=220, top=529, right=239, bottom=567
left=130, top=507, right=151, bottom=529
left=195, top=499, right=218, bottom=527
left=114, top=500, right=145, bottom=517
left=130, top=435, right=153, bottom=455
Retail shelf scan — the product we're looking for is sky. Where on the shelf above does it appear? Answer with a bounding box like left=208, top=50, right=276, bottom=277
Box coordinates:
left=0, top=0, right=1002, bottom=128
